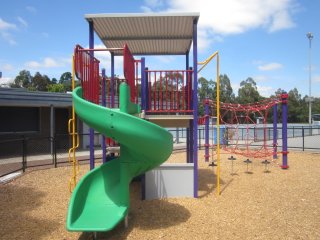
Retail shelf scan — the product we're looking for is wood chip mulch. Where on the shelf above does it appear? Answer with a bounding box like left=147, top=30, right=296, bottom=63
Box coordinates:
left=1, top=150, right=320, bottom=240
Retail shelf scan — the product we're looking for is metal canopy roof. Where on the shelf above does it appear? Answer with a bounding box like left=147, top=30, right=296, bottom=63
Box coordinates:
left=84, top=12, right=199, bottom=56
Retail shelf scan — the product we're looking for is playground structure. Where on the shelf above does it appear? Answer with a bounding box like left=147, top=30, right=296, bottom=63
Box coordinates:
left=65, top=12, right=289, bottom=234
left=66, top=12, right=201, bottom=233
left=201, top=93, right=289, bottom=173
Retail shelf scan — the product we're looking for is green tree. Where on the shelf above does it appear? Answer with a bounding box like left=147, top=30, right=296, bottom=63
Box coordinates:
left=47, top=83, right=65, bottom=92
left=237, top=77, right=261, bottom=104
left=217, top=74, right=235, bottom=103
left=29, top=72, right=50, bottom=91
left=51, top=77, right=58, bottom=84
left=287, top=88, right=307, bottom=123
left=60, top=72, right=72, bottom=91
left=10, top=70, right=32, bottom=88
left=197, top=76, right=215, bottom=115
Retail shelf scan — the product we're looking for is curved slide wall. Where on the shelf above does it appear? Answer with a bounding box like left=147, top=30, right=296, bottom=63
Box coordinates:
left=66, top=84, right=173, bottom=231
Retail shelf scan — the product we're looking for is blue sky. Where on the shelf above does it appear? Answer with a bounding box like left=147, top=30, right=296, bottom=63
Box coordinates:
left=0, top=0, right=319, bottom=97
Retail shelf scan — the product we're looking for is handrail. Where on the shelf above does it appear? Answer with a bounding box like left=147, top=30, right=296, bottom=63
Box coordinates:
left=68, top=55, right=80, bottom=193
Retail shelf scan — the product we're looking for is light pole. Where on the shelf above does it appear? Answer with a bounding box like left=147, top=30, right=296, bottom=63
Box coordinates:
left=306, top=32, right=313, bottom=125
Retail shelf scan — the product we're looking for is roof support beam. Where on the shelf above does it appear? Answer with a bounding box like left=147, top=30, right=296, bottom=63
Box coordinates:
left=101, top=35, right=193, bottom=41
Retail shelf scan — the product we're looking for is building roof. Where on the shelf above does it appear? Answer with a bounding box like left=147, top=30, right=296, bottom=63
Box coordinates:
left=84, top=12, right=199, bottom=56
left=0, top=88, right=72, bottom=107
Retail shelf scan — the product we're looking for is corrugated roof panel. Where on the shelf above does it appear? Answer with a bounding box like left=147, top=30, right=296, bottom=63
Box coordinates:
left=85, top=13, right=199, bottom=55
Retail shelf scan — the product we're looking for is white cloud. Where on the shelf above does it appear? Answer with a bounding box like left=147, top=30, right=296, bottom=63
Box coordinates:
left=142, top=0, right=298, bottom=50
left=258, top=62, right=283, bottom=71
left=0, top=18, right=16, bottom=30
left=25, top=57, right=68, bottom=69
left=145, top=0, right=165, bottom=8
left=257, top=85, right=274, bottom=97
left=0, top=77, right=14, bottom=87
left=0, top=32, right=17, bottom=45
left=0, top=18, right=17, bottom=45
left=89, top=44, right=124, bottom=74
left=165, top=0, right=297, bottom=34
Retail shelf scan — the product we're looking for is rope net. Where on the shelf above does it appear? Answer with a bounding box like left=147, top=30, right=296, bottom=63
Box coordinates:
left=208, top=97, right=282, bottom=159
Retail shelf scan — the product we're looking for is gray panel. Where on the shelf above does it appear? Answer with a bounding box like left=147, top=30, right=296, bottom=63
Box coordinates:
left=145, top=163, right=194, bottom=200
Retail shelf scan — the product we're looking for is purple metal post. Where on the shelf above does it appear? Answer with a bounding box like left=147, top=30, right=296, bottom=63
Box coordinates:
left=192, top=19, right=199, bottom=198
left=140, top=58, right=146, bottom=111
left=111, top=52, right=115, bottom=108
left=101, top=68, right=106, bottom=163
left=281, top=92, right=289, bottom=169
left=273, top=104, right=278, bottom=159
left=186, top=51, right=190, bottom=163
left=204, top=99, right=210, bottom=162
left=89, top=20, right=95, bottom=170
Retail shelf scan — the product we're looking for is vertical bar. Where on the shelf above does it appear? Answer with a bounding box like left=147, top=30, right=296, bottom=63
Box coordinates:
left=185, top=51, right=190, bottom=163
left=111, top=52, right=115, bottom=108
left=273, top=104, right=278, bottom=159
left=102, top=68, right=106, bottom=163
left=192, top=19, right=198, bottom=198
left=302, top=128, right=305, bottom=151
left=153, top=72, right=156, bottom=111
left=89, top=20, right=95, bottom=170
left=22, top=136, right=27, bottom=172
left=216, top=53, right=221, bottom=196
left=160, top=71, right=163, bottom=111
left=50, top=105, right=54, bottom=155
left=141, top=58, right=146, bottom=111
left=165, top=73, right=168, bottom=110
left=281, top=92, right=289, bottom=169
left=182, top=71, right=185, bottom=111
left=135, top=61, right=139, bottom=104
left=205, top=99, right=210, bottom=162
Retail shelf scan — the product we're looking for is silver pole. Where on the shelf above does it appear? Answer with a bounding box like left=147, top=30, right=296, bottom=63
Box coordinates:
left=306, top=32, right=313, bottom=125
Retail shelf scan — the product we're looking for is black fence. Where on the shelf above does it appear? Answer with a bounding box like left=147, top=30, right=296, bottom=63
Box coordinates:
left=1, top=125, right=319, bottom=178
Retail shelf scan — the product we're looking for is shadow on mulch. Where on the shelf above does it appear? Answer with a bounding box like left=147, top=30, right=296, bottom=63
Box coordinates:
left=198, top=168, right=226, bottom=198
left=0, top=184, right=60, bottom=239
left=78, top=181, right=191, bottom=240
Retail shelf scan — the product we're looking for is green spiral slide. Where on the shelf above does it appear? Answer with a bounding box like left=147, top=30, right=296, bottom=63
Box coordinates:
left=66, top=83, right=173, bottom=232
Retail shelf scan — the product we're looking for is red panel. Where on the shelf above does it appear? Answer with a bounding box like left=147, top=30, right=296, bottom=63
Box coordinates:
left=74, top=45, right=100, bottom=104
left=145, top=69, right=193, bottom=113
left=123, top=44, right=135, bottom=102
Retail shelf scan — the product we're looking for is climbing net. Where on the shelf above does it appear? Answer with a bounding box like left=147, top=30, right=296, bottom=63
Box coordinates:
left=208, top=97, right=282, bottom=159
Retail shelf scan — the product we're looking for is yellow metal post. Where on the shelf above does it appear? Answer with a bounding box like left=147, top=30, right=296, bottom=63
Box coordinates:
left=68, top=55, right=79, bottom=192
left=198, top=51, right=221, bottom=196
left=216, top=53, right=221, bottom=196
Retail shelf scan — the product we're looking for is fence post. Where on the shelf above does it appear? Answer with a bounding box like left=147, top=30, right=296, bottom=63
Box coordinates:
left=53, top=136, right=57, bottom=168
left=302, top=127, right=305, bottom=151
left=204, top=99, right=210, bottom=161
left=22, top=136, right=27, bottom=172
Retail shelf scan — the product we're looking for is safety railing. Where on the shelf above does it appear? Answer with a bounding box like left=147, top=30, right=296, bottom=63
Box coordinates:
left=145, top=69, right=193, bottom=113
left=74, top=45, right=100, bottom=104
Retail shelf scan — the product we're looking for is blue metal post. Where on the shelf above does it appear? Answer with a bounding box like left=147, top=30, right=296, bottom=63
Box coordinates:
left=140, top=58, right=146, bottom=111
left=186, top=51, right=191, bottom=163
left=192, top=19, right=198, bottom=198
left=89, top=20, right=95, bottom=170
left=111, top=52, right=115, bottom=108
left=205, top=99, right=210, bottom=162
left=101, top=68, right=106, bottom=163
left=281, top=92, right=289, bottom=169
left=273, top=104, right=278, bottom=159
